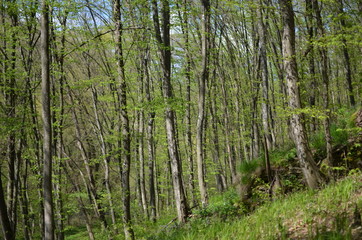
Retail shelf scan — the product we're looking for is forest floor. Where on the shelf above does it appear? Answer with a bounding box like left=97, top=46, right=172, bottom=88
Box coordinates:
left=147, top=173, right=362, bottom=240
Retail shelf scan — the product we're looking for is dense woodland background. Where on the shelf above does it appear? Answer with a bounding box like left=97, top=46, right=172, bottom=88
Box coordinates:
left=0, top=0, right=361, bottom=239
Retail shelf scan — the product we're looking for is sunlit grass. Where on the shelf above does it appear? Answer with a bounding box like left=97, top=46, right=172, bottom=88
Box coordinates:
left=146, top=172, right=362, bottom=240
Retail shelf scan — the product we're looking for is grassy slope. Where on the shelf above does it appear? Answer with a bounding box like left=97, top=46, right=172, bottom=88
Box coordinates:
left=151, top=173, right=362, bottom=240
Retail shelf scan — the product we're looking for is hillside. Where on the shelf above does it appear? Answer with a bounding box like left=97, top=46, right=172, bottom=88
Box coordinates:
left=148, top=173, right=362, bottom=240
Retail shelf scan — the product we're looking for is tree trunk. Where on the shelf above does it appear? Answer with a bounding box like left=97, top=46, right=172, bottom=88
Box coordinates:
left=305, top=0, right=317, bottom=132
left=113, top=0, right=134, bottom=238
left=137, top=106, right=148, bottom=218
left=63, top=164, right=95, bottom=240
left=152, top=0, right=189, bottom=223
left=68, top=89, right=108, bottom=229
left=143, top=47, right=157, bottom=222
left=0, top=167, right=15, bottom=240
left=312, top=0, right=333, bottom=168
left=210, top=84, right=226, bottom=192
left=257, top=1, right=273, bottom=151
left=338, top=0, right=355, bottom=107
left=91, top=85, right=117, bottom=228
left=41, top=0, right=54, bottom=238
left=197, top=0, right=210, bottom=207
left=280, top=0, right=324, bottom=189
left=179, top=0, right=196, bottom=208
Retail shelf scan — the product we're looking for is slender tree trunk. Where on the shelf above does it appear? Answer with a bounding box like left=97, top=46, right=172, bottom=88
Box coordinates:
left=135, top=54, right=149, bottom=217
left=280, top=0, right=324, bottom=189
left=197, top=0, right=210, bottom=207
left=305, top=0, right=317, bottom=132
left=210, top=84, right=226, bottom=192
left=179, top=0, right=196, bottom=207
left=113, top=0, right=134, bottom=238
left=338, top=0, right=355, bottom=107
left=220, top=78, right=237, bottom=183
left=251, top=96, right=260, bottom=160
left=53, top=15, right=67, bottom=240
left=152, top=0, right=189, bottom=223
left=0, top=167, right=15, bottom=240
left=3, top=4, right=19, bottom=235
left=63, top=164, right=95, bottom=240
left=257, top=1, right=273, bottom=151
left=312, top=0, right=333, bottom=168
left=137, top=106, right=148, bottom=218
left=19, top=159, right=31, bottom=240
left=91, top=85, right=117, bottom=228
left=143, top=47, right=157, bottom=222
left=41, top=0, right=54, bottom=238
left=68, top=89, right=108, bottom=229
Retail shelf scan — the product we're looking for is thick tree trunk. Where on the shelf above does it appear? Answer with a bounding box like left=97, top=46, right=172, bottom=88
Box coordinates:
left=41, top=0, right=54, bottom=238
left=280, top=0, right=324, bottom=189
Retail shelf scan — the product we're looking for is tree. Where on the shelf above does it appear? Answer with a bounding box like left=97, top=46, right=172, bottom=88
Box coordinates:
left=0, top=167, right=14, bottom=239
left=197, top=0, right=210, bottom=207
left=337, top=0, right=355, bottom=107
left=41, top=0, right=54, bottom=238
left=152, top=0, right=189, bottom=223
left=280, top=0, right=324, bottom=189
left=113, top=0, right=134, bottom=238
left=312, top=0, right=333, bottom=169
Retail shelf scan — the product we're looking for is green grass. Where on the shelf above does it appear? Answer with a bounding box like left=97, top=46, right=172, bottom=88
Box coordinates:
left=147, top=172, right=362, bottom=240
left=64, top=172, right=362, bottom=240
left=238, top=146, right=297, bottom=176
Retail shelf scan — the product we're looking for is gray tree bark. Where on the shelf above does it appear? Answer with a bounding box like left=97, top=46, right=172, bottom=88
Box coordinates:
left=257, top=1, right=273, bottom=151
left=41, top=0, right=54, bottom=238
left=113, top=0, right=134, bottom=238
left=197, top=0, right=210, bottom=207
left=312, top=0, right=333, bottom=168
left=0, top=168, right=14, bottom=240
left=280, top=0, right=324, bottom=189
left=338, top=0, right=355, bottom=107
left=152, top=0, right=189, bottom=223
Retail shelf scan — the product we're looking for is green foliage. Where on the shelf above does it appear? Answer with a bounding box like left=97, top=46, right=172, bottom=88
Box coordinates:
left=250, top=177, right=270, bottom=203
left=269, top=147, right=297, bottom=167
left=194, top=190, right=245, bottom=219
left=239, top=159, right=261, bottom=174
left=310, top=123, right=350, bottom=154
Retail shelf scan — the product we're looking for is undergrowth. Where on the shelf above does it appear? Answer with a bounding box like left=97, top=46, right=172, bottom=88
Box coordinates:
left=146, top=172, right=362, bottom=240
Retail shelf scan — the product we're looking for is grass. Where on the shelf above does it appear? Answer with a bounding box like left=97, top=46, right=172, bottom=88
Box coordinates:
left=146, top=172, right=362, bottom=240
left=238, top=145, right=297, bottom=176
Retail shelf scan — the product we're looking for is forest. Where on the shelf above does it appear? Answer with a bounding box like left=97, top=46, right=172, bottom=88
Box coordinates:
left=0, top=0, right=362, bottom=239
